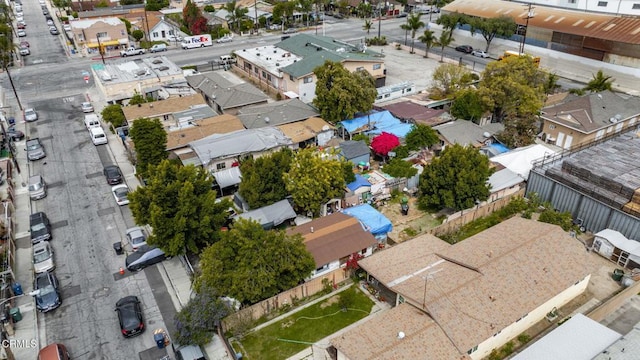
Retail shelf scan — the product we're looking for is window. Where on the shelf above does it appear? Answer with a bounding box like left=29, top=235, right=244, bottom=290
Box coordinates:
left=153, top=32, right=158, bottom=37
left=361, top=248, right=367, bottom=255
left=121, top=30, right=126, bottom=36
left=262, top=71, right=267, bottom=79
left=568, top=0, right=576, bottom=3
left=597, top=1, right=607, bottom=6
left=467, top=346, right=478, bottom=354
left=373, top=64, right=381, bottom=70
left=315, top=264, right=329, bottom=272
left=290, top=75, right=294, bottom=81
left=356, top=66, right=364, bottom=71
left=633, top=3, right=640, bottom=9
left=303, top=76, right=313, bottom=84
left=216, top=163, right=226, bottom=170
left=97, top=32, right=107, bottom=38
left=549, top=124, right=555, bottom=130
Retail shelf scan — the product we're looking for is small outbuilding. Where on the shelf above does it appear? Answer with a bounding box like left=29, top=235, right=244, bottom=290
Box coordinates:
left=591, top=229, right=640, bottom=269
left=233, top=199, right=297, bottom=230
left=342, top=204, right=393, bottom=243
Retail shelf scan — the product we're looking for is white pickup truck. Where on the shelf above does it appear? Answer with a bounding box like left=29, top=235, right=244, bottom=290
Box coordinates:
left=120, top=47, right=146, bottom=57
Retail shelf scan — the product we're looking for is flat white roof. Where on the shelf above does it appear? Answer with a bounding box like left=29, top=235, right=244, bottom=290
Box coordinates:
left=236, top=45, right=301, bottom=77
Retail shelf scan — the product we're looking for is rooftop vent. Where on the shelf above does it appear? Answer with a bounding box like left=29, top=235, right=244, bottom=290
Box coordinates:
left=397, top=332, right=405, bottom=339
left=158, top=66, right=169, bottom=71
left=152, top=59, right=163, bottom=64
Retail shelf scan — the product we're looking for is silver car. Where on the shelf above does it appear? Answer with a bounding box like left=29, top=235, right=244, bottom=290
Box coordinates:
left=24, top=108, right=38, bottom=121
left=81, top=102, right=94, bottom=113
left=33, top=241, right=54, bottom=273
left=26, top=138, right=46, bottom=161
left=126, top=227, right=147, bottom=251
left=28, top=175, right=47, bottom=200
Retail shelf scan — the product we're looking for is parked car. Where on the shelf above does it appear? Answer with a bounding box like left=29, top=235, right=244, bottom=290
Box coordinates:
left=34, top=271, right=61, bottom=312
left=167, top=35, right=182, bottom=42
left=19, top=46, right=29, bottom=56
left=42, top=8, right=49, bottom=15
left=455, top=45, right=473, bottom=53
left=126, top=245, right=167, bottom=271
left=81, top=102, right=94, bottom=113
left=112, top=184, right=130, bottom=206
left=17, top=29, right=26, bottom=37
left=115, top=296, right=145, bottom=338
left=30, top=211, right=52, bottom=243
left=38, top=343, right=70, bottom=360
left=103, top=165, right=123, bottom=185
left=17, top=23, right=25, bottom=29
left=46, top=19, right=54, bottom=26
left=19, top=40, right=29, bottom=48
left=49, top=26, right=59, bottom=35
left=150, top=44, right=167, bottom=53
left=63, top=24, right=71, bottom=32
left=28, top=175, right=47, bottom=200
left=6, top=127, right=25, bottom=141
left=216, top=35, right=233, bottom=43
left=283, top=28, right=297, bottom=34
left=33, top=241, right=55, bottom=273
left=26, top=138, right=46, bottom=161
left=471, top=50, right=489, bottom=58
left=126, top=227, right=147, bottom=250
left=269, top=24, right=281, bottom=30
left=172, top=343, right=206, bottom=360
left=24, top=108, right=38, bottom=122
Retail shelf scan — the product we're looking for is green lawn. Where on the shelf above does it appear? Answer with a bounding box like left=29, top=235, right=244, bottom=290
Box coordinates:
left=237, top=286, right=374, bottom=360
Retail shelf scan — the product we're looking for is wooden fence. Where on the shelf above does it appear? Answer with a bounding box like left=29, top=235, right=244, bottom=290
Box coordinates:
left=222, top=267, right=349, bottom=331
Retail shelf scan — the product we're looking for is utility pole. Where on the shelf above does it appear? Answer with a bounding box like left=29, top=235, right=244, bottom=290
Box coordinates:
left=97, top=34, right=105, bottom=65
left=377, top=0, right=382, bottom=39
left=519, top=3, right=534, bottom=55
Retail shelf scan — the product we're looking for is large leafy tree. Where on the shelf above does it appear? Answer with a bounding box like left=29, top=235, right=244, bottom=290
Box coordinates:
left=313, top=61, right=377, bottom=124
left=145, top=0, right=169, bottom=11
left=196, top=219, right=315, bottom=304
left=496, top=115, right=538, bottom=148
left=468, top=16, right=517, bottom=52
left=183, top=0, right=208, bottom=35
left=174, top=282, right=230, bottom=347
left=238, top=148, right=293, bottom=209
left=436, top=12, right=467, bottom=43
left=400, top=12, right=424, bottom=53
left=128, top=160, right=233, bottom=256
left=450, top=89, right=487, bottom=123
left=101, top=104, right=127, bottom=128
left=584, top=70, right=614, bottom=93
left=477, top=55, right=546, bottom=123
left=418, top=144, right=493, bottom=211
left=382, top=158, right=417, bottom=178
left=283, top=147, right=349, bottom=216
left=272, top=1, right=296, bottom=26
left=430, top=63, right=474, bottom=99
left=129, top=118, right=168, bottom=176
left=405, top=124, right=438, bottom=151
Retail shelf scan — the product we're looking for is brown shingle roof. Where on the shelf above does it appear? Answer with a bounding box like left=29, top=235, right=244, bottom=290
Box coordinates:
left=277, top=117, right=334, bottom=143
left=165, top=114, right=245, bottom=150
left=122, top=94, right=207, bottom=122
left=287, top=213, right=377, bottom=267
left=341, top=217, right=591, bottom=357
left=376, top=101, right=447, bottom=126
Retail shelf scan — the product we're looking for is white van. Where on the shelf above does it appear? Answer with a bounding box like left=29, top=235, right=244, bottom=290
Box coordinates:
left=84, top=114, right=101, bottom=130
left=90, top=127, right=108, bottom=145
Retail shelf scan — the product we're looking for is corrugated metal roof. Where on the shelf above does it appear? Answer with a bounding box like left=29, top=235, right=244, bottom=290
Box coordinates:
left=443, top=0, right=640, bottom=44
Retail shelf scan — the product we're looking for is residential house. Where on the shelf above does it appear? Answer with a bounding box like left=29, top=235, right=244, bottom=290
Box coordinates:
left=276, top=117, right=335, bottom=148
left=165, top=114, right=245, bottom=151
left=234, top=34, right=385, bottom=103
left=376, top=100, right=448, bottom=127
left=539, top=91, right=640, bottom=150
left=147, top=16, right=183, bottom=42
left=186, top=72, right=269, bottom=115
left=339, top=111, right=414, bottom=139
left=236, top=99, right=320, bottom=129
left=234, top=199, right=297, bottom=230
left=433, top=120, right=504, bottom=150
left=122, top=94, right=207, bottom=125
left=374, top=82, right=417, bottom=104
left=75, top=6, right=166, bottom=44
left=342, top=204, right=393, bottom=243
left=287, top=212, right=378, bottom=280
left=338, top=140, right=370, bottom=167
left=487, top=167, right=525, bottom=202
left=332, top=217, right=591, bottom=360
left=345, top=175, right=372, bottom=206
left=188, top=127, right=293, bottom=172
left=69, top=18, right=129, bottom=57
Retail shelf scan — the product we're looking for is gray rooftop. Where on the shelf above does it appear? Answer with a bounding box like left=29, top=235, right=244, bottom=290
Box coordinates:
left=236, top=98, right=319, bottom=129
left=339, top=140, right=370, bottom=160
left=186, top=72, right=269, bottom=110
left=92, top=56, right=183, bottom=85
left=433, top=120, right=504, bottom=147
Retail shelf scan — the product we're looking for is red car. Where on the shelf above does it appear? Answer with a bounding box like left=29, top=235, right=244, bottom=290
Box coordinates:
left=20, top=41, right=29, bottom=48
left=17, top=23, right=25, bottom=29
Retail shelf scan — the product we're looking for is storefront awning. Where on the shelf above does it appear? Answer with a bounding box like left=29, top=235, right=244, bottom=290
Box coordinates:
left=86, top=40, right=122, bottom=47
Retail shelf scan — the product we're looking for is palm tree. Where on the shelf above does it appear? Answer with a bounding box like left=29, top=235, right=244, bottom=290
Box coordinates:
left=224, top=1, right=248, bottom=32
left=584, top=70, right=614, bottom=93
left=363, top=19, right=372, bottom=35
left=418, top=29, right=436, bottom=58
left=435, top=30, right=453, bottom=62
left=404, top=12, right=424, bottom=53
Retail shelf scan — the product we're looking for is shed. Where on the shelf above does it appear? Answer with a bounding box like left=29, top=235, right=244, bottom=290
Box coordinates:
left=342, top=204, right=392, bottom=242
left=592, top=229, right=640, bottom=269
left=339, top=140, right=370, bottom=167
left=340, top=110, right=413, bottom=138
left=212, top=166, right=242, bottom=192
left=233, top=199, right=296, bottom=230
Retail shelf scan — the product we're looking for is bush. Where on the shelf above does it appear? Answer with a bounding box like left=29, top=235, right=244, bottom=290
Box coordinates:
left=338, top=288, right=357, bottom=310
left=365, top=36, right=387, bottom=46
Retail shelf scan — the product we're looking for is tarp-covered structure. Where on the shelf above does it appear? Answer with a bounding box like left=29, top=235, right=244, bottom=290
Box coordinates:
left=342, top=204, right=393, bottom=241
left=491, top=144, right=557, bottom=180
left=340, top=110, right=414, bottom=138
left=212, top=166, right=242, bottom=189
left=347, top=174, right=372, bottom=192
left=233, top=199, right=297, bottom=230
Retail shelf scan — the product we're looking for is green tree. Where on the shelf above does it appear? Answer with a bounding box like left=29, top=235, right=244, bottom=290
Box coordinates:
left=297, top=0, right=313, bottom=27
left=203, top=4, right=216, bottom=12
left=174, top=282, right=230, bottom=347
left=196, top=219, right=315, bottom=304
left=132, top=29, right=144, bottom=42
left=477, top=55, right=546, bottom=122
left=400, top=12, right=424, bottom=53
left=225, top=0, right=249, bottom=31
left=436, top=12, right=467, bottom=43
left=468, top=16, right=517, bottom=52
left=128, top=160, right=233, bottom=255
left=342, top=161, right=356, bottom=184
left=129, top=118, right=168, bottom=176
left=430, top=63, right=473, bottom=99
left=313, top=61, right=377, bottom=124
left=584, top=70, right=614, bottom=92
left=418, top=144, right=493, bottom=211
left=129, top=92, right=147, bottom=106
left=146, top=0, right=169, bottom=11
left=101, top=104, right=126, bottom=128
left=418, top=29, right=436, bottom=58
left=435, top=30, right=453, bottom=62
left=52, top=0, right=71, bottom=11
left=538, top=208, right=575, bottom=231
left=543, top=72, right=561, bottom=95
left=273, top=1, right=296, bottom=27
left=183, top=0, right=201, bottom=26
left=496, top=115, right=538, bottom=148
left=283, top=148, right=349, bottom=216
left=405, top=124, right=439, bottom=151
left=238, top=148, right=293, bottom=209
left=450, top=88, right=487, bottom=122
left=382, top=158, right=417, bottom=178
left=363, top=19, right=372, bottom=35
left=95, top=0, right=110, bottom=7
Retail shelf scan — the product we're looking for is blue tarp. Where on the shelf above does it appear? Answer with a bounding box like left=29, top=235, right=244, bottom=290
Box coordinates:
left=340, top=111, right=414, bottom=138
left=342, top=204, right=393, bottom=236
left=347, top=175, right=372, bottom=192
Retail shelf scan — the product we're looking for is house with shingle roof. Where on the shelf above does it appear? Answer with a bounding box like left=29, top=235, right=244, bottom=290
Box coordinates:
left=236, top=98, right=319, bottom=129
left=233, top=34, right=385, bottom=103
left=165, top=114, right=245, bottom=151
left=276, top=117, right=335, bottom=148
left=433, top=120, right=504, bottom=149
left=287, top=212, right=378, bottom=280
left=186, top=72, right=269, bottom=114
left=539, top=90, right=640, bottom=150
left=122, top=94, right=208, bottom=126
left=332, top=217, right=591, bottom=360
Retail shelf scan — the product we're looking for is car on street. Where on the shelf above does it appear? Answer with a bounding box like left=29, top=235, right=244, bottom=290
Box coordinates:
left=126, top=227, right=147, bottom=250
left=19, top=40, right=29, bottom=48
left=42, top=8, right=49, bottom=15
left=28, top=175, right=47, bottom=201
left=471, top=50, right=489, bottom=58
left=49, top=26, right=59, bottom=35
left=17, top=23, right=25, bottom=29
left=283, top=28, right=297, bottom=34
left=17, top=29, right=26, bottom=37
left=6, top=127, right=25, bottom=141
left=34, top=271, right=61, bottom=312
left=167, top=35, right=182, bottom=42
left=24, top=108, right=38, bottom=122
left=455, top=45, right=473, bottom=53
left=103, top=165, right=123, bottom=185
left=26, top=138, right=45, bottom=160
left=46, top=19, right=54, bottom=26
left=19, top=46, right=29, bottom=56
left=33, top=241, right=55, bottom=273
left=125, top=245, right=167, bottom=271
left=115, top=296, right=145, bottom=338
left=112, top=184, right=130, bottom=206
left=38, top=343, right=70, bottom=360
left=30, top=211, right=52, bottom=243
left=216, top=35, right=233, bottom=43
left=81, top=101, right=94, bottom=113
left=63, top=24, right=71, bottom=32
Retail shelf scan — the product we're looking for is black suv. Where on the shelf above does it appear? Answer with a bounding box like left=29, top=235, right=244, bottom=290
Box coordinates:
left=34, top=272, right=61, bottom=312
left=30, top=212, right=52, bottom=244
left=103, top=165, right=123, bottom=185
left=455, top=45, right=474, bottom=53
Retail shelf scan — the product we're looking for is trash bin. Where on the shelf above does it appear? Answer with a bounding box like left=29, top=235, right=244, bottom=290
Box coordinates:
left=612, top=269, right=624, bottom=281
left=113, top=242, right=123, bottom=255
left=154, top=333, right=165, bottom=349
left=8, top=117, right=15, bottom=126
left=12, top=282, right=22, bottom=296
left=9, top=307, right=22, bottom=322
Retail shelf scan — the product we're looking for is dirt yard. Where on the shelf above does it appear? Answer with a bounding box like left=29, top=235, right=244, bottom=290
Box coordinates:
left=377, top=197, right=442, bottom=243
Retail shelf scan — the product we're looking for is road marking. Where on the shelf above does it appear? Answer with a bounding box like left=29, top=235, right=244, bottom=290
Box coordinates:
left=62, top=97, right=75, bottom=103
left=32, top=59, right=44, bottom=64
